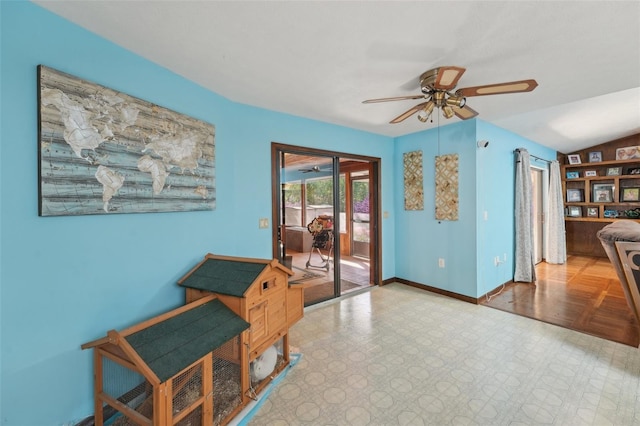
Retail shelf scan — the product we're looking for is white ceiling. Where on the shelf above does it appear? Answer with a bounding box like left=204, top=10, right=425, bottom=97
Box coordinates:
left=34, top=1, right=640, bottom=153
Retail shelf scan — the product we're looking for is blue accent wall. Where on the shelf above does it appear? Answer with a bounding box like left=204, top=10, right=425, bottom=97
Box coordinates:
left=394, top=120, right=479, bottom=297
left=1, top=2, right=556, bottom=424
left=475, top=120, right=557, bottom=297
left=394, top=120, right=556, bottom=299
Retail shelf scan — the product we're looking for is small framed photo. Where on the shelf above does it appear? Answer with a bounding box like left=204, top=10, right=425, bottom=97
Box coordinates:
left=568, top=154, right=582, bottom=165
left=567, top=206, right=582, bottom=217
left=587, top=207, right=599, bottom=217
left=584, top=170, right=597, bottom=177
left=589, top=151, right=603, bottom=162
left=607, top=167, right=622, bottom=176
left=566, top=171, right=579, bottom=179
left=593, top=184, right=614, bottom=203
left=566, top=188, right=584, bottom=202
left=622, top=187, right=640, bottom=202
left=628, top=167, right=640, bottom=175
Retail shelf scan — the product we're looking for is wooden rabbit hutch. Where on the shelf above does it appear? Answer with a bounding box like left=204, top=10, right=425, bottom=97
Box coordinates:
left=81, top=295, right=251, bottom=426
left=178, top=253, right=304, bottom=396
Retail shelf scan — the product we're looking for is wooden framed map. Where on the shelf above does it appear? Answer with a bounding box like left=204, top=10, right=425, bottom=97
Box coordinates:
left=38, top=65, right=215, bottom=216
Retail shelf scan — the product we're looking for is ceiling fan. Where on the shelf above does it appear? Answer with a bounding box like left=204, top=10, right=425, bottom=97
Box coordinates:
left=299, top=165, right=332, bottom=173
left=363, top=66, right=538, bottom=124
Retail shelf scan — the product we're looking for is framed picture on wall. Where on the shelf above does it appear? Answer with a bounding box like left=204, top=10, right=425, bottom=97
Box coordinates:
left=566, top=171, right=579, bottom=179
left=568, top=154, right=582, bottom=165
left=566, top=189, right=584, bottom=202
left=622, top=187, right=640, bottom=202
left=589, top=151, right=603, bottom=162
left=38, top=66, right=217, bottom=216
left=593, top=184, right=614, bottom=203
left=584, top=170, right=597, bottom=177
left=616, top=146, right=640, bottom=160
left=567, top=206, right=582, bottom=217
left=607, top=167, right=622, bottom=176
left=587, top=207, right=598, bottom=217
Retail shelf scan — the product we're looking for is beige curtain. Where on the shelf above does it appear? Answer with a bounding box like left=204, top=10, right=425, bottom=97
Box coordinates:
left=514, top=149, right=536, bottom=282
left=546, top=160, right=567, bottom=264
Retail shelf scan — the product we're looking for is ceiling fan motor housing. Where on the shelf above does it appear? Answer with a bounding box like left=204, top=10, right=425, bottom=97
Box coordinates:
left=420, top=68, right=439, bottom=94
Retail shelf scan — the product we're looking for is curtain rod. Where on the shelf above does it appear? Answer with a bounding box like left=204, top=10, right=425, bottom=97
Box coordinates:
left=514, top=149, right=552, bottom=164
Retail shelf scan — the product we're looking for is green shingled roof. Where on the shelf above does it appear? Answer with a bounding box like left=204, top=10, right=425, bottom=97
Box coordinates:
left=179, top=258, right=268, bottom=297
left=125, top=299, right=249, bottom=382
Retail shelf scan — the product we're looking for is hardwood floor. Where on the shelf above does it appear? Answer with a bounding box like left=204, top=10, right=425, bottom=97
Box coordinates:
left=481, top=255, right=640, bottom=347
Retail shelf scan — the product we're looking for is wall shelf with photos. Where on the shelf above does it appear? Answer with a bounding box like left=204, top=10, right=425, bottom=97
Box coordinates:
left=561, top=134, right=640, bottom=257
left=562, top=158, right=640, bottom=223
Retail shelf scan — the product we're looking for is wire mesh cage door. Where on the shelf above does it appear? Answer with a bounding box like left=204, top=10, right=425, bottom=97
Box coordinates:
left=170, top=358, right=210, bottom=425
left=211, top=336, right=244, bottom=425
left=99, top=350, right=155, bottom=425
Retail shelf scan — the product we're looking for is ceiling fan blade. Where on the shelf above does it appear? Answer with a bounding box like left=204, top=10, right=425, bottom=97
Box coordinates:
left=362, top=94, right=425, bottom=104
left=390, top=102, right=430, bottom=124
left=455, top=79, right=538, bottom=97
left=453, top=104, right=479, bottom=120
left=433, top=66, right=466, bottom=91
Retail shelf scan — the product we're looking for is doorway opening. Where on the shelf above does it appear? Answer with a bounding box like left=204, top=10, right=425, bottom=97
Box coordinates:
left=271, top=143, right=381, bottom=306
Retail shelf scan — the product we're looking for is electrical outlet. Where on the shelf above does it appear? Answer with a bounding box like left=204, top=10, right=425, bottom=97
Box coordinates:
left=438, top=258, right=445, bottom=268
left=259, top=218, right=269, bottom=229
left=494, top=256, right=499, bottom=266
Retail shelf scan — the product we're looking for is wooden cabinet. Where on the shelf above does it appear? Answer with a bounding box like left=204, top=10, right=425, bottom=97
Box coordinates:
left=561, top=159, right=640, bottom=222
left=560, top=134, right=640, bottom=257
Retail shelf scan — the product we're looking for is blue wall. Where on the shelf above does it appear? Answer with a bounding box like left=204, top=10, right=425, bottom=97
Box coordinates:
left=0, top=3, right=394, bottom=424
left=394, top=120, right=479, bottom=297
left=393, top=120, right=556, bottom=299
left=475, top=120, right=557, bottom=297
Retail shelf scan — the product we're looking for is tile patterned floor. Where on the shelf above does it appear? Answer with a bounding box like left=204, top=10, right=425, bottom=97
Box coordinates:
left=249, top=283, right=640, bottom=425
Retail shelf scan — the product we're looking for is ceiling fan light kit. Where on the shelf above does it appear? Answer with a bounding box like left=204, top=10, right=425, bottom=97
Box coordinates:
left=363, top=66, right=538, bottom=124
left=442, top=105, right=455, bottom=119
left=417, top=101, right=435, bottom=122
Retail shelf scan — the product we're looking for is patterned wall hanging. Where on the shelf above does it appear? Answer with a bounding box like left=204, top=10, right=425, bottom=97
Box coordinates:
left=38, top=65, right=215, bottom=216
left=435, top=154, right=459, bottom=220
left=403, top=150, right=424, bottom=210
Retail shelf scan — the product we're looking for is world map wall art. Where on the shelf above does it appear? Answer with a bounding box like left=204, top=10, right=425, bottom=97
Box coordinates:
left=38, top=65, right=216, bottom=216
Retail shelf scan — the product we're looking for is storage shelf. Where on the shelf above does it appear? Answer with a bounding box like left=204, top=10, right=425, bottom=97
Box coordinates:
left=565, top=159, right=640, bottom=168
left=561, top=137, right=640, bottom=257
left=562, top=156, right=640, bottom=221
left=565, top=217, right=640, bottom=223
left=566, top=202, right=640, bottom=206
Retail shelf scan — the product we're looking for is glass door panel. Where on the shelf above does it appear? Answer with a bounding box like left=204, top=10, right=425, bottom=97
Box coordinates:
left=341, top=171, right=371, bottom=290
left=274, top=147, right=378, bottom=306
left=351, top=174, right=370, bottom=259
left=280, top=153, right=337, bottom=306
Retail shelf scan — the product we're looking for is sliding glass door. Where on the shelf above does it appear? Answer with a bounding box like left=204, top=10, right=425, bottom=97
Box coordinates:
left=272, top=144, right=380, bottom=307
